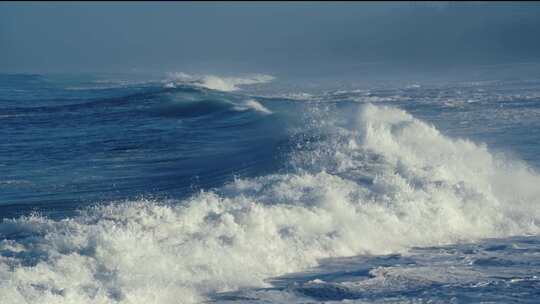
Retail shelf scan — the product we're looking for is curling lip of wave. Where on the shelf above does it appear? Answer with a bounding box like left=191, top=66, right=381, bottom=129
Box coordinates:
left=233, top=99, right=273, bottom=114
left=1, top=87, right=273, bottom=120
left=156, top=98, right=272, bottom=118
left=164, top=72, right=275, bottom=92
left=1, top=104, right=539, bottom=303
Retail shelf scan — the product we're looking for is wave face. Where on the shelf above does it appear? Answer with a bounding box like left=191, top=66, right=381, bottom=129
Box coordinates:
left=1, top=74, right=540, bottom=303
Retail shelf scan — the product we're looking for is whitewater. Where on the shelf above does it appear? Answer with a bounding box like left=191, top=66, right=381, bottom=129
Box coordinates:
left=1, top=73, right=540, bottom=303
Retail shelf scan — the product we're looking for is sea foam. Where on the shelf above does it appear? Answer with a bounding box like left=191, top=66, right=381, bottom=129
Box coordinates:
left=165, top=72, right=275, bottom=92
left=1, top=104, right=539, bottom=303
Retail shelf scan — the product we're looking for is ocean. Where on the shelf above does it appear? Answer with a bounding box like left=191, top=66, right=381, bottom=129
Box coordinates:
left=1, top=72, right=540, bottom=303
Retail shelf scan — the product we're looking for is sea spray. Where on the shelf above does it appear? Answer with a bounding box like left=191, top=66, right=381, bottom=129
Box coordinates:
left=1, top=104, right=539, bottom=303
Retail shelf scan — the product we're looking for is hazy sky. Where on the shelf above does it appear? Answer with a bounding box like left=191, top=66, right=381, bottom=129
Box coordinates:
left=1, top=2, right=540, bottom=77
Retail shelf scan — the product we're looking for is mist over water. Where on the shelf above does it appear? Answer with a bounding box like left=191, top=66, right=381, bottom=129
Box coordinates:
left=2, top=2, right=540, bottom=77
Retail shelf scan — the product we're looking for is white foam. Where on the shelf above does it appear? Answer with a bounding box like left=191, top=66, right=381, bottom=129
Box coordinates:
left=405, top=84, right=421, bottom=89
left=1, top=104, right=539, bottom=303
left=233, top=99, right=273, bottom=114
left=163, top=82, right=176, bottom=89
left=166, top=72, right=275, bottom=92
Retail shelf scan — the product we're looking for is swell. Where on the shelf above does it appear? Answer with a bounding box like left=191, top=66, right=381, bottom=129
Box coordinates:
left=0, top=85, right=204, bottom=114
left=1, top=80, right=282, bottom=221
left=1, top=84, right=273, bottom=121
left=1, top=104, right=539, bottom=303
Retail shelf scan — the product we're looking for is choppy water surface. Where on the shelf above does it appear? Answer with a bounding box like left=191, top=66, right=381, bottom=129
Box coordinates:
left=1, top=73, right=540, bottom=303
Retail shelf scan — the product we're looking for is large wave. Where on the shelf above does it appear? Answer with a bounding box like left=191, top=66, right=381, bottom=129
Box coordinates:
left=1, top=104, right=539, bottom=303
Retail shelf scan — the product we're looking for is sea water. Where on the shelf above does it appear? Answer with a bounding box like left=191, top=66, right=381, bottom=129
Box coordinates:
left=1, top=73, right=539, bottom=303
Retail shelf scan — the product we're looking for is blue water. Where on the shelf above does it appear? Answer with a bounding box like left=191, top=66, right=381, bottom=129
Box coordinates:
left=1, top=74, right=291, bottom=217
left=1, top=73, right=540, bottom=303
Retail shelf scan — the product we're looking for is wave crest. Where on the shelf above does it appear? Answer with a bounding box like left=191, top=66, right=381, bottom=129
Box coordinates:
left=233, top=99, right=273, bottom=114
left=164, top=72, right=275, bottom=92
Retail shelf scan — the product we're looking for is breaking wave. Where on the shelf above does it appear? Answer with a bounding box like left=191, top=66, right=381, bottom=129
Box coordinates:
left=1, top=104, right=539, bottom=303
left=164, top=72, right=275, bottom=92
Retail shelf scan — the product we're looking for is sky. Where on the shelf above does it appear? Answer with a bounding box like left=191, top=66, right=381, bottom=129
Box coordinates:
left=1, top=2, right=540, bottom=79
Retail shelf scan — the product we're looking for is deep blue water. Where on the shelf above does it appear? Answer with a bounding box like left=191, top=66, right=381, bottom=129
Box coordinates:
left=1, top=73, right=540, bottom=303
left=1, top=74, right=294, bottom=217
